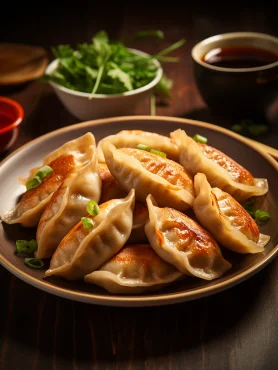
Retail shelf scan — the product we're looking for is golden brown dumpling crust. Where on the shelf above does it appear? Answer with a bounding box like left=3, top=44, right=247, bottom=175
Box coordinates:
left=212, top=188, right=259, bottom=243
left=20, top=154, right=76, bottom=210
left=53, top=200, right=112, bottom=255
left=198, top=144, right=255, bottom=186
left=113, top=244, right=165, bottom=267
left=98, top=163, right=126, bottom=203
left=120, top=148, right=194, bottom=195
left=156, top=207, right=219, bottom=256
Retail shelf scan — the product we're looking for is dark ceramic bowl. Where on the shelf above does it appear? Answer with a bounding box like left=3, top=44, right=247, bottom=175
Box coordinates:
left=191, top=32, right=278, bottom=118
left=0, top=96, right=24, bottom=153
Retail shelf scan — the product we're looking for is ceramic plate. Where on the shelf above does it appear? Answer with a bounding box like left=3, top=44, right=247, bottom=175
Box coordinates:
left=0, top=116, right=277, bottom=307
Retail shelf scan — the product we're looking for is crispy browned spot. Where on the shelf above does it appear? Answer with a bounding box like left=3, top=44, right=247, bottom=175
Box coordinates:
left=112, top=244, right=163, bottom=267
left=120, top=148, right=194, bottom=194
left=160, top=208, right=220, bottom=256
left=213, top=189, right=260, bottom=242
left=198, top=143, right=255, bottom=185
left=20, top=155, right=76, bottom=206
left=98, top=163, right=125, bottom=203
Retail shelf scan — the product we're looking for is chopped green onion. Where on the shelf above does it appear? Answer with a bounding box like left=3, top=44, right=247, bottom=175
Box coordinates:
left=255, top=210, right=270, bottom=222
left=16, top=239, right=38, bottom=256
left=26, top=176, right=42, bottom=190
left=193, top=134, right=208, bottom=144
left=86, top=200, right=99, bottom=216
left=35, top=165, right=54, bottom=180
left=81, top=217, right=95, bottom=228
left=243, top=205, right=270, bottom=222
left=137, top=144, right=151, bottom=151
left=150, top=149, right=167, bottom=158
left=24, top=258, right=44, bottom=269
left=26, top=165, right=53, bottom=190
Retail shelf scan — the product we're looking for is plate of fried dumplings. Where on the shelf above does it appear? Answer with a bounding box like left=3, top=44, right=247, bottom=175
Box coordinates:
left=0, top=116, right=277, bottom=307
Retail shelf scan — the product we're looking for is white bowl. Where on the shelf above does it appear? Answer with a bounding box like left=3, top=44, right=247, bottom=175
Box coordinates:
left=45, top=48, right=163, bottom=121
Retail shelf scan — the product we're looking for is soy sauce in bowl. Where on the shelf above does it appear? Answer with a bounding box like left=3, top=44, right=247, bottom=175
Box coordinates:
left=201, top=47, right=278, bottom=69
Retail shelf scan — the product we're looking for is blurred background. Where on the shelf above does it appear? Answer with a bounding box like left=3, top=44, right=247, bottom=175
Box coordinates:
left=0, top=1, right=277, bottom=151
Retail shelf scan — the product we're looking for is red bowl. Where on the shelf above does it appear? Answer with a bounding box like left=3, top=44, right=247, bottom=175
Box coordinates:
left=0, top=96, right=24, bottom=153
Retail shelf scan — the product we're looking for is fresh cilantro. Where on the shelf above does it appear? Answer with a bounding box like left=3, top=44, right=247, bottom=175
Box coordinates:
left=45, top=30, right=185, bottom=98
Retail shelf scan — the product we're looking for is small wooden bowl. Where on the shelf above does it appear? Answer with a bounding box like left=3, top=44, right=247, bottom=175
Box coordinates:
left=0, top=43, right=49, bottom=86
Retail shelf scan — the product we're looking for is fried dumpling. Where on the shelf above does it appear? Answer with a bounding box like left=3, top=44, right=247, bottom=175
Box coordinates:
left=45, top=189, right=135, bottom=280
left=97, top=129, right=179, bottom=163
left=128, top=202, right=149, bottom=244
left=36, top=146, right=102, bottom=259
left=145, top=194, right=232, bottom=280
left=102, top=142, right=195, bottom=211
left=193, top=173, right=270, bottom=254
left=98, top=163, right=126, bottom=204
left=84, top=244, right=183, bottom=294
left=170, top=129, right=268, bottom=201
left=1, top=132, right=95, bottom=227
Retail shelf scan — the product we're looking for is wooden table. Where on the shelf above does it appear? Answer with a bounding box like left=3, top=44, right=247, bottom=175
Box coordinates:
left=0, top=4, right=278, bottom=370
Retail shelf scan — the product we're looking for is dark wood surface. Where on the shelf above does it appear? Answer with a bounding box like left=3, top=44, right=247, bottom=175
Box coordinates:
left=0, top=4, right=278, bottom=370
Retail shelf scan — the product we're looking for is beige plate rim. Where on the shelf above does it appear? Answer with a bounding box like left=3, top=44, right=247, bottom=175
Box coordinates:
left=0, top=115, right=277, bottom=307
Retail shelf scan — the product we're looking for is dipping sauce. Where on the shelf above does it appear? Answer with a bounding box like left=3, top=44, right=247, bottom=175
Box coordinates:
left=201, top=47, right=278, bottom=69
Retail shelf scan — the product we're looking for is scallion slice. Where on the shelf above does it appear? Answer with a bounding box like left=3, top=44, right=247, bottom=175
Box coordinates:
left=150, top=149, right=167, bottom=158
left=35, top=165, right=54, bottom=180
left=137, top=144, right=151, bottom=151
left=26, top=165, right=53, bottom=190
left=16, top=239, right=38, bottom=256
left=26, top=176, right=42, bottom=190
left=86, top=200, right=99, bottom=216
left=255, top=210, right=270, bottom=222
left=81, top=217, right=95, bottom=228
left=24, top=258, right=44, bottom=269
left=193, top=134, right=208, bottom=144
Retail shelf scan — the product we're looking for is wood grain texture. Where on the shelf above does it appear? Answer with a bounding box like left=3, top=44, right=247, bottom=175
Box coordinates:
left=0, top=3, right=277, bottom=370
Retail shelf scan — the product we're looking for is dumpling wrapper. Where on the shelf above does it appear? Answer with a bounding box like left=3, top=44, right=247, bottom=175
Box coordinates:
left=170, top=129, right=268, bottom=202
left=1, top=132, right=95, bottom=227
left=193, top=173, right=270, bottom=254
left=45, top=189, right=135, bottom=280
left=102, top=142, right=195, bottom=211
left=127, top=202, right=149, bottom=244
left=98, top=163, right=126, bottom=204
left=84, top=244, right=183, bottom=294
left=145, top=194, right=232, bottom=280
left=36, top=146, right=102, bottom=259
left=97, top=129, right=179, bottom=163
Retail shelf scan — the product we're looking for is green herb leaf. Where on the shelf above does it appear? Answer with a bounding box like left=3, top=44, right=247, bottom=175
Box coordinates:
left=134, top=30, right=164, bottom=40
left=137, top=144, right=151, bottom=151
left=46, top=30, right=185, bottom=98
left=193, top=134, right=208, bottom=144
left=16, top=239, right=38, bottom=256
left=81, top=217, right=95, bottom=228
left=86, top=200, right=99, bottom=216
left=107, top=63, right=133, bottom=91
left=24, top=258, right=44, bottom=269
left=150, top=149, right=167, bottom=158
